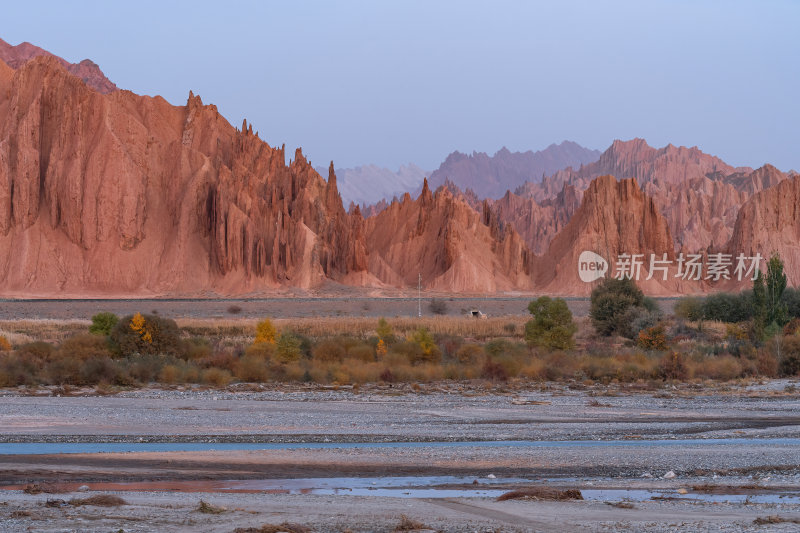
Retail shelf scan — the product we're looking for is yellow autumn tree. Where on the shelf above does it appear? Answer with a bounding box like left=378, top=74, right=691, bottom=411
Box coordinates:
left=376, top=338, right=387, bottom=358
left=130, top=312, right=152, bottom=343
left=254, top=318, right=277, bottom=345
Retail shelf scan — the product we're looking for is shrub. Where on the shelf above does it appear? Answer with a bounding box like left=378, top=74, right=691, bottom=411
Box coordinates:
left=674, top=296, right=704, bottom=321
left=0, top=353, right=40, bottom=386
left=637, top=325, right=668, bottom=351
left=45, top=356, right=82, bottom=384
left=389, top=340, right=423, bottom=364
left=124, top=354, right=166, bottom=384
left=89, top=312, right=119, bottom=336
left=227, top=305, right=242, bottom=315
left=159, top=364, right=182, bottom=384
left=410, top=328, right=441, bottom=364
left=80, top=357, right=123, bottom=385
left=234, top=355, right=269, bottom=382
left=184, top=337, right=213, bottom=360
left=109, top=314, right=183, bottom=357
left=590, top=277, right=645, bottom=338
left=455, top=344, right=483, bottom=365
left=429, top=298, right=448, bottom=315
left=692, top=355, right=743, bottom=381
left=275, top=332, right=302, bottom=363
left=780, top=336, right=800, bottom=376
left=245, top=342, right=275, bottom=360
left=0, top=336, right=12, bottom=351
left=629, top=307, right=662, bottom=337
left=782, top=287, right=800, bottom=320
left=481, top=357, right=508, bottom=381
left=524, top=296, right=576, bottom=350
left=347, top=343, right=375, bottom=362
left=18, top=341, right=54, bottom=359
left=783, top=317, right=800, bottom=336
left=435, top=334, right=463, bottom=360
left=659, top=352, right=687, bottom=380
left=701, top=292, right=753, bottom=323
left=255, top=319, right=277, bottom=345
left=376, top=318, right=395, bottom=343
left=312, top=339, right=346, bottom=362
left=59, top=334, right=111, bottom=360
left=726, top=323, right=749, bottom=341
left=757, top=349, right=779, bottom=377
left=202, top=368, right=233, bottom=387
left=484, top=338, right=514, bottom=357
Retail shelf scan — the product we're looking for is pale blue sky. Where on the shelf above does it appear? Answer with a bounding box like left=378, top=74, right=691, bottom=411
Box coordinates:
left=1, top=0, right=798, bottom=171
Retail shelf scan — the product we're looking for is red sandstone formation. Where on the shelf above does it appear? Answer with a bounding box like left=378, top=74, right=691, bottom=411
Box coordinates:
left=0, top=56, right=368, bottom=296
left=536, top=176, right=681, bottom=295
left=0, top=38, right=117, bottom=94
left=0, top=41, right=796, bottom=297
left=727, top=176, right=800, bottom=286
left=365, top=179, right=532, bottom=292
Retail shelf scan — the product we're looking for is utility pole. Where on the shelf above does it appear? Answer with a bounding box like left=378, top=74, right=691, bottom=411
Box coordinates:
left=418, top=272, right=421, bottom=317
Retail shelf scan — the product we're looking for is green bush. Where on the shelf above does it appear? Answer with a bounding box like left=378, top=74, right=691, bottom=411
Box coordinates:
left=590, top=277, right=646, bottom=338
left=701, top=292, right=753, bottom=323
left=376, top=318, right=396, bottom=343
left=109, top=313, right=183, bottom=357
left=674, top=296, right=704, bottom=321
left=410, top=328, right=441, bottom=364
left=89, top=312, right=119, bottom=336
left=782, top=288, right=800, bottom=320
left=524, top=296, right=576, bottom=350
left=484, top=338, right=514, bottom=357
left=275, top=332, right=302, bottom=363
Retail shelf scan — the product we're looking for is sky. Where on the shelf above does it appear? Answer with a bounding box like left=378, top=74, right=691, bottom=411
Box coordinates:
left=1, top=0, right=798, bottom=171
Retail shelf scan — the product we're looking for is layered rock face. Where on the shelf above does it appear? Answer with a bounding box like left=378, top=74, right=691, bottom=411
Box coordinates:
left=365, top=180, right=532, bottom=292
left=0, top=37, right=117, bottom=94
left=0, top=56, right=367, bottom=295
left=727, top=176, right=800, bottom=286
left=536, top=176, right=679, bottom=295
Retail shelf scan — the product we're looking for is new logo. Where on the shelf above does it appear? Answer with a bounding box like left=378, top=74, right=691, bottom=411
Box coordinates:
left=578, top=251, right=608, bottom=282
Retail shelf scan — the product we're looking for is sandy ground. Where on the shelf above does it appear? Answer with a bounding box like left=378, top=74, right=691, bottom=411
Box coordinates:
left=1, top=382, right=799, bottom=531
left=0, top=296, right=679, bottom=320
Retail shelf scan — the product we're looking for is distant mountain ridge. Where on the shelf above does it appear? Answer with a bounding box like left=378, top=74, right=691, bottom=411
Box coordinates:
left=0, top=37, right=117, bottom=94
left=319, top=163, right=429, bottom=208
left=427, top=141, right=601, bottom=199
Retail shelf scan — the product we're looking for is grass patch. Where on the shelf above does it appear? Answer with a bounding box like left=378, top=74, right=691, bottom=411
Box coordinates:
left=497, top=487, right=583, bottom=501
left=69, top=495, right=127, bottom=507
left=23, top=483, right=68, bottom=494
left=196, top=499, right=226, bottom=514
left=394, top=514, right=431, bottom=531
left=753, top=515, right=800, bottom=525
